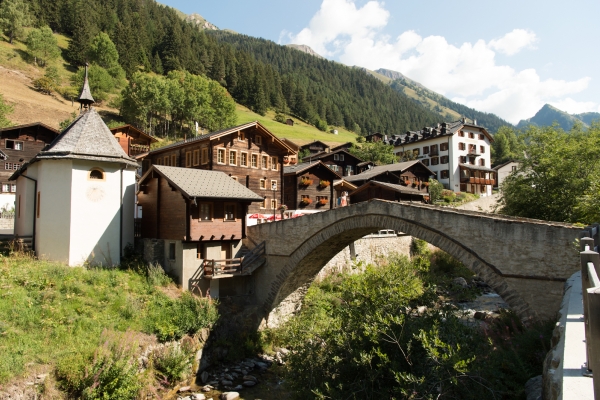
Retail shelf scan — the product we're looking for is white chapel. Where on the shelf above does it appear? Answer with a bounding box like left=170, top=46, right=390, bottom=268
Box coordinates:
left=11, top=67, right=139, bottom=266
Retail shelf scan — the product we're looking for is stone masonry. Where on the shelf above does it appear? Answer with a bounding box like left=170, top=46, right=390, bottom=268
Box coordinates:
left=245, top=199, right=581, bottom=327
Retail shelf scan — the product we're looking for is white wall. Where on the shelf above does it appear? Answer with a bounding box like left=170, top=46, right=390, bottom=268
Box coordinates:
left=36, top=160, right=73, bottom=264
left=496, top=162, right=519, bottom=187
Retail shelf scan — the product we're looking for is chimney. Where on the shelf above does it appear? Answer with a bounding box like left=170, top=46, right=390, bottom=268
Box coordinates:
left=473, top=119, right=477, bottom=126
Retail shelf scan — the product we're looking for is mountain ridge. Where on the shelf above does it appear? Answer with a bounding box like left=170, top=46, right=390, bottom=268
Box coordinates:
left=517, top=104, right=600, bottom=130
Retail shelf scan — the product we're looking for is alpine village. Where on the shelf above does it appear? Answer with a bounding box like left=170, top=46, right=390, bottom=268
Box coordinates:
left=0, top=1, right=598, bottom=399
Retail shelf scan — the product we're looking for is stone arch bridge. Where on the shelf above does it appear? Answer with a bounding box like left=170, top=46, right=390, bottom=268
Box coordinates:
left=245, top=199, right=580, bottom=327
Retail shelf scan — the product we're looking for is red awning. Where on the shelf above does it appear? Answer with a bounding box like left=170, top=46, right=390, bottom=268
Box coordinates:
left=249, top=213, right=267, bottom=219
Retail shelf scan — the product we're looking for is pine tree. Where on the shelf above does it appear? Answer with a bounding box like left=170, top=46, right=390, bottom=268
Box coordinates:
left=0, top=0, right=31, bottom=44
left=26, top=26, right=60, bottom=66
left=65, top=2, right=96, bottom=66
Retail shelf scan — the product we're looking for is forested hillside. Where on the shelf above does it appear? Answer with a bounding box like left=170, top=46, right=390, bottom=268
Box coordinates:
left=20, top=0, right=440, bottom=135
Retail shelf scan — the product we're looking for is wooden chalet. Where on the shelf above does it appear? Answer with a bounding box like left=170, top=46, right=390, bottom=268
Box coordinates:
left=143, top=122, right=296, bottom=215
left=343, top=160, right=434, bottom=190
left=137, top=165, right=266, bottom=295
left=330, top=142, right=354, bottom=152
left=350, top=181, right=430, bottom=204
left=110, top=124, right=158, bottom=157
left=280, top=138, right=300, bottom=166
left=299, top=140, right=330, bottom=156
left=365, top=132, right=385, bottom=142
left=285, top=118, right=294, bottom=126
left=303, top=148, right=365, bottom=177
left=0, top=123, right=59, bottom=197
left=283, top=161, right=342, bottom=211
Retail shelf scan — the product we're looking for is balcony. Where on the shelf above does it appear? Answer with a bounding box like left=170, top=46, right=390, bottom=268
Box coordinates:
left=201, top=241, right=266, bottom=279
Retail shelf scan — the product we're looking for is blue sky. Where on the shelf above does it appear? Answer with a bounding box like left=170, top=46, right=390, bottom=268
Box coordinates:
left=161, top=0, right=600, bottom=124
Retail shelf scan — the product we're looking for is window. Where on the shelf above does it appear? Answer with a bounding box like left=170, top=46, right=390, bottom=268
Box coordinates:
left=423, top=146, right=429, bottom=154
left=422, top=159, right=429, bottom=166
left=239, top=132, right=245, bottom=141
left=169, top=243, right=176, bottom=260
left=217, top=148, right=225, bottom=164
left=199, top=203, right=213, bottom=221
left=479, top=159, right=485, bottom=166
left=271, top=156, right=278, bottom=170
left=163, top=156, right=169, bottom=166
left=468, top=132, right=475, bottom=139
left=301, top=195, right=310, bottom=203
left=431, top=157, right=439, bottom=166
left=193, top=150, right=200, bottom=166
left=255, top=135, right=262, bottom=145
left=261, top=155, right=268, bottom=169
left=317, top=196, right=328, bottom=206
left=5, top=140, right=23, bottom=150
left=171, top=155, right=176, bottom=166
left=412, top=148, right=420, bottom=156
left=4, top=163, right=10, bottom=170
left=271, top=199, right=277, bottom=209
left=186, top=151, right=192, bottom=167
left=480, top=146, right=485, bottom=153
left=441, top=170, right=449, bottom=179
left=469, top=144, right=476, bottom=153
left=261, top=198, right=268, bottom=209
left=271, top=180, right=277, bottom=190
left=440, top=142, right=448, bottom=151
left=459, top=156, right=467, bottom=163
left=155, top=158, right=162, bottom=166
left=197, top=243, right=204, bottom=259
left=260, top=179, right=266, bottom=190
left=346, top=165, right=354, bottom=175
left=458, top=142, right=466, bottom=151
left=512, top=165, right=517, bottom=172
left=88, top=168, right=105, bottom=180
left=224, top=203, right=236, bottom=221
left=329, top=164, right=339, bottom=172
left=241, top=152, right=248, bottom=167
left=479, top=134, right=485, bottom=140
left=339, top=154, right=344, bottom=161
left=430, top=144, right=438, bottom=155
left=2, top=184, right=8, bottom=192
left=458, top=130, right=465, bottom=137
left=251, top=154, right=258, bottom=168
left=201, top=147, right=209, bottom=164
left=334, top=154, right=339, bottom=161
left=440, top=156, right=448, bottom=164
left=229, top=150, right=237, bottom=165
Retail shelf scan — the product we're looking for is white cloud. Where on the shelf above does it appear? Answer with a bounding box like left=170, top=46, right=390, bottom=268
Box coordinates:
left=489, top=29, right=537, bottom=56
left=549, top=98, right=600, bottom=115
left=284, top=1, right=596, bottom=124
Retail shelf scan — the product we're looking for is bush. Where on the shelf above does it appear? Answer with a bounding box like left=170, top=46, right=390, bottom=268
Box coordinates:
left=56, top=330, right=141, bottom=400
left=145, top=292, right=218, bottom=342
left=33, top=76, right=53, bottom=94
left=428, top=178, right=444, bottom=203
left=152, top=342, right=194, bottom=385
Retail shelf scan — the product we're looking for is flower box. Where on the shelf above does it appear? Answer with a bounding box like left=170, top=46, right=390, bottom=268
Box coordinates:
left=301, top=198, right=313, bottom=205
left=300, top=178, right=314, bottom=186
left=318, top=199, right=328, bottom=206
left=319, top=180, right=330, bottom=188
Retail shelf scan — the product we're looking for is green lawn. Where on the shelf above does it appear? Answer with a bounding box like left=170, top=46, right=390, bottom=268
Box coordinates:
left=235, top=104, right=358, bottom=145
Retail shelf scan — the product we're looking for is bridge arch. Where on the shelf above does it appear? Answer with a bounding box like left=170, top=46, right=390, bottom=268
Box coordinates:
left=246, top=200, right=579, bottom=327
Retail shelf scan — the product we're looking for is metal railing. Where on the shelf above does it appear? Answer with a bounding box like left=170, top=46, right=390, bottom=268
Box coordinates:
left=581, top=224, right=600, bottom=399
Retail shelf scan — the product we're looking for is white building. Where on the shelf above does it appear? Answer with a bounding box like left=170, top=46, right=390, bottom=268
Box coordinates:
left=392, top=119, right=496, bottom=196
left=11, top=71, right=139, bottom=266
left=493, top=160, right=520, bottom=188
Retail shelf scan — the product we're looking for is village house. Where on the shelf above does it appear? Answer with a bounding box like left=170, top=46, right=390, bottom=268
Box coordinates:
left=299, top=140, right=330, bottom=156
left=110, top=124, right=158, bottom=157
left=137, top=165, right=264, bottom=297
left=392, top=119, right=496, bottom=196
left=302, top=148, right=365, bottom=177
left=283, top=161, right=341, bottom=214
left=142, top=122, right=296, bottom=222
left=0, top=123, right=59, bottom=211
left=493, top=160, right=520, bottom=188
left=10, top=69, right=138, bottom=266
left=350, top=181, right=430, bottom=204
left=365, top=132, right=385, bottom=142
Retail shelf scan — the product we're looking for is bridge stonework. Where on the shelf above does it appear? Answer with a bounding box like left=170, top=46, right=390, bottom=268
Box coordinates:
left=245, top=200, right=580, bottom=327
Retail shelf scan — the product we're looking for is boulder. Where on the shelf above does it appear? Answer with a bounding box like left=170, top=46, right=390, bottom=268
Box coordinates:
left=243, top=381, right=256, bottom=387
left=453, top=277, right=469, bottom=288
left=220, top=393, right=240, bottom=400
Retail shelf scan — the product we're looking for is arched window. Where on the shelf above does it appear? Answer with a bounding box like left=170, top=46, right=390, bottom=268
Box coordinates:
left=88, top=168, right=105, bottom=180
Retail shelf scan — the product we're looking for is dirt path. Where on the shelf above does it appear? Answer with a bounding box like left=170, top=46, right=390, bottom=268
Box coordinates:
left=455, top=193, right=500, bottom=213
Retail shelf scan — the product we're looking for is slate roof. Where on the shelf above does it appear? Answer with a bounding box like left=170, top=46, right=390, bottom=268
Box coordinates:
left=351, top=180, right=427, bottom=197
left=143, top=165, right=264, bottom=201
left=148, top=121, right=295, bottom=155
left=344, top=160, right=434, bottom=183
left=383, top=120, right=494, bottom=147
left=0, top=122, right=59, bottom=134
left=78, top=65, right=95, bottom=106
left=303, top=148, right=363, bottom=162
left=283, top=161, right=343, bottom=179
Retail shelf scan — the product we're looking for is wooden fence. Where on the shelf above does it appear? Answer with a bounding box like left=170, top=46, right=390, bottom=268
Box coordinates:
left=581, top=223, right=600, bottom=399
left=203, top=241, right=266, bottom=278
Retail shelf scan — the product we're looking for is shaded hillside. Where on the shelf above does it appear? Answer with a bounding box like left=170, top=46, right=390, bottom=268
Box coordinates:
left=365, top=68, right=512, bottom=133
left=517, top=104, right=599, bottom=130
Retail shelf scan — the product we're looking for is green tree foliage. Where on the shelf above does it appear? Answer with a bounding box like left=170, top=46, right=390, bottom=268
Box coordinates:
left=491, top=126, right=524, bottom=166
left=120, top=71, right=236, bottom=136
left=0, top=93, right=13, bottom=128
left=26, top=25, right=60, bottom=66
left=87, top=32, right=119, bottom=70
left=428, top=178, right=444, bottom=203
left=499, top=123, right=600, bottom=223
left=0, top=0, right=31, bottom=44
left=349, top=141, right=397, bottom=165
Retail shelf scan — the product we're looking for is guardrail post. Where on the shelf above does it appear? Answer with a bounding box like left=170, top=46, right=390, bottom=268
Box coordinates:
left=582, top=246, right=599, bottom=372
left=588, top=286, right=600, bottom=398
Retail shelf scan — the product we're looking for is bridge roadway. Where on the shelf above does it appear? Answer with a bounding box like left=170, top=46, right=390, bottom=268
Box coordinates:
left=245, top=199, right=581, bottom=328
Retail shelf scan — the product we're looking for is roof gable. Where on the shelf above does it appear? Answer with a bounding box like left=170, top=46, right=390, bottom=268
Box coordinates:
left=110, top=125, right=158, bottom=143
left=345, top=160, right=434, bottom=182
left=140, top=165, right=263, bottom=201
left=284, top=160, right=342, bottom=179
left=306, top=148, right=364, bottom=163
left=350, top=180, right=426, bottom=197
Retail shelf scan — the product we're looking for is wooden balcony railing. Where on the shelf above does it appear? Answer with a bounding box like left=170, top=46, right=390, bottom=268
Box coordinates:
left=202, top=241, right=266, bottom=278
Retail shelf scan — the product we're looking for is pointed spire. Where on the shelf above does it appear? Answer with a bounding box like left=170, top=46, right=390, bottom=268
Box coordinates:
left=77, top=63, right=95, bottom=110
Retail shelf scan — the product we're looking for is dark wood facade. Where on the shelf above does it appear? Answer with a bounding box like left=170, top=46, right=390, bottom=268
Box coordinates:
left=0, top=123, right=59, bottom=194
left=143, top=123, right=295, bottom=214
left=110, top=125, right=158, bottom=157
left=305, top=149, right=365, bottom=177
left=300, top=140, right=330, bottom=156
left=350, top=181, right=428, bottom=204
left=138, top=171, right=251, bottom=242
left=283, top=161, right=341, bottom=211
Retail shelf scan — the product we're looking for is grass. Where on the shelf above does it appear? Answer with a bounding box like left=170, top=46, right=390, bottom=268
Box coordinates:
left=235, top=104, right=358, bottom=144
left=0, top=253, right=218, bottom=389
